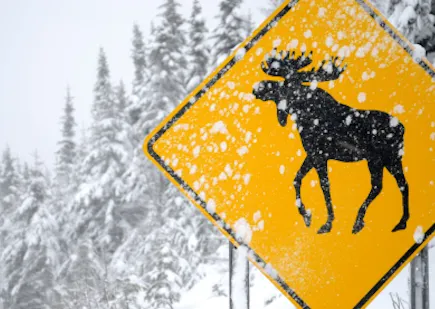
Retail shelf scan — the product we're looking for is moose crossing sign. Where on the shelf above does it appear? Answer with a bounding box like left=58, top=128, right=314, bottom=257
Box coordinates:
left=144, top=0, right=435, bottom=308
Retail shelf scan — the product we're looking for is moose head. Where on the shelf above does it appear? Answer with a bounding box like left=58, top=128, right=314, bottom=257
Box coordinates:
left=253, top=49, right=347, bottom=127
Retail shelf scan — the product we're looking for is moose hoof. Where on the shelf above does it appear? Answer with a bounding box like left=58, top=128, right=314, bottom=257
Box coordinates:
left=318, top=222, right=332, bottom=234
left=303, top=211, right=312, bottom=227
left=352, top=220, right=365, bottom=234
left=392, top=220, right=407, bottom=232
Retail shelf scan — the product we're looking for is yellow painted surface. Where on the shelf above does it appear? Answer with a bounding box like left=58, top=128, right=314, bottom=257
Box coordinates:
left=144, top=0, right=435, bottom=308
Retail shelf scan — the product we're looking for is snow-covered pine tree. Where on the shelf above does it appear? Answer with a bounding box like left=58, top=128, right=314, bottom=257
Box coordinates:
left=116, top=80, right=128, bottom=119
left=368, top=0, right=389, bottom=14
left=109, top=25, right=157, bottom=306
left=212, top=0, right=246, bottom=66
left=260, top=0, right=285, bottom=17
left=73, top=124, right=89, bottom=191
left=55, top=87, right=76, bottom=190
left=57, top=239, right=105, bottom=308
left=145, top=193, right=185, bottom=309
left=128, top=24, right=149, bottom=128
left=387, top=0, right=435, bottom=46
left=121, top=5, right=189, bottom=263
left=0, top=147, right=22, bottom=308
left=243, top=10, right=256, bottom=37
left=73, top=48, right=130, bottom=257
left=51, top=88, right=78, bottom=246
left=21, top=162, right=30, bottom=191
left=120, top=23, right=151, bottom=211
left=0, top=147, right=21, bottom=227
left=147, top=0, right=188, bottom=130
left=186, top=0, right=210, bottom=92
left=139, top=4, right=192, bottom=306
left=2, top=152, right=61, bottom=309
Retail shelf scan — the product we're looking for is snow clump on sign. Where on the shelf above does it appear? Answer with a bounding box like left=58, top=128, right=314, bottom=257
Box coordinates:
left=235, top=48, right=246, bottom=61
left=210, top=121, right=228, bottom=134
left=273, top=38, right=282, bottom=47
left=414, top=226, right=425, bottom=244
left=234, top=218, right=253, bottom=244
left=193, top=146, right=201, bottom=158
left=206, top=199, right=216, bottom=214
left=237, top=146, right=249, bottom=156
left=358, top=92, right=366, bottom=103
left=278, top=99, right=287, bottom=110
left=412, top=44, right=426, bottom=63
left=253, top=211, right=261, bottom=223
left=393, top=104, right=405, bottom=114
left=318, top=7, right=327, bottom=17
left=287, top=39, right=298, bottom=49
left=390, top=116, right=399, bottom=127
left=326, top=36, right=334, bottom=48
left=265, top=263, right=279, bottom=279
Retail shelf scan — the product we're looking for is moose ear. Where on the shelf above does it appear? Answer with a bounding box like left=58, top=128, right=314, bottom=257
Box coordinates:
left=277, top=109, right=288, bottom=127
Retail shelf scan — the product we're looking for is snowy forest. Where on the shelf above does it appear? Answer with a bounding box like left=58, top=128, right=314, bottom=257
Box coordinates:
left=1, top=0, right=435, bottom=308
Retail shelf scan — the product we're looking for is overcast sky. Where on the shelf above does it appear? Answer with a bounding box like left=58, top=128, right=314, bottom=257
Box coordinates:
left=0, top=0, right=262, bottom=168
left=0, top=0, right=429, bottom=307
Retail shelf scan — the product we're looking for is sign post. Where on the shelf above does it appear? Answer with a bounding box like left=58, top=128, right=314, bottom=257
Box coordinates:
left=410, top=247, right=430, bottom=309
left=229, top=243, right=250, bottom=309
left=144, top=0, right=435, bottom=307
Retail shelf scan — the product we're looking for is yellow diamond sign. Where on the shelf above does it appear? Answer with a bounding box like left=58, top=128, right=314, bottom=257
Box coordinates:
left=144, top=0, right=435, bottom=308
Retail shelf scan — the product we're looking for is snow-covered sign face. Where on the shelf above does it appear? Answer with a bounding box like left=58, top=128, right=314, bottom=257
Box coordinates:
left=144, top=0, right=435, bottom=308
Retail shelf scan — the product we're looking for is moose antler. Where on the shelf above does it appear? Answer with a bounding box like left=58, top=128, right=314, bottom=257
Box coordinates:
left=261, top=48, right=313, bottom=78
left=298, top=56, right=347, bottom=82
left=260, top=49, right=347, bottom=83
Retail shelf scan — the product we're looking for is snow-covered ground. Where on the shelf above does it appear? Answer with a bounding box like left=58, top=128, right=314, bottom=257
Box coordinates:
left=176, top=245, right=435, bottom=309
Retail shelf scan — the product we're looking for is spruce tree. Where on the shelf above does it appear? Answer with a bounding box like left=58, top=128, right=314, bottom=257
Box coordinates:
left=148, top=0, right=187, bottom=128
left=74, top=48, right=130, bottom=256
left=260, top=0, right=285, bottom=16
left=186, top=0, right=210, bottom=92
left=212, top=0, right=245, bottom=65
left=73, top=124, right=89, bottom=190
left=0, top=146, right=22, bottom=307
left=57, top=239, right=104, bottom=308
left=388, top=0, right=435, bottom=45
left=128, top=24, right=149, bottom=127
left=140, top=7, right=191, bottom=303
left=3, top=152, right=60, bottom=309
left=116, top=80, right=128, bottom=117
left=243, top=10, right=256, bottom=37
left=55, top=87, right=76, bottom=189
left=0, top=147, right=21, bottom=219
left=145, top=185, right=185, bottom=309
left=114, top=27, right=154, bottom=296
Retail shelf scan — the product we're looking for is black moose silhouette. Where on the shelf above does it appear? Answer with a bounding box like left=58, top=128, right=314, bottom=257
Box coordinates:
left=252, top=49, right=409, bottom=234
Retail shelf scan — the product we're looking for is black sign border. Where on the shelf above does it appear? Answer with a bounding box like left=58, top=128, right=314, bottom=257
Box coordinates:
left=146, top=1, right=435, bottom=308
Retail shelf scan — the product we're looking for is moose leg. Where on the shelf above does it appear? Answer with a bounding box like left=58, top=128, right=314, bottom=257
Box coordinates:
left=315, top=162, right=335, bottom=234
left=294, top=157, right=313, bottom=227
left=352, top=160, right=384, bottom=234
left=385, top=160, right=409, bottom=232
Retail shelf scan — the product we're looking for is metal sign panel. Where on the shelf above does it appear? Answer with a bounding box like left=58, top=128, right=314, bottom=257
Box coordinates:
left=144, top=0, right=435, bottom=307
